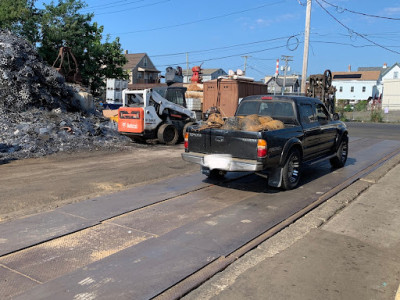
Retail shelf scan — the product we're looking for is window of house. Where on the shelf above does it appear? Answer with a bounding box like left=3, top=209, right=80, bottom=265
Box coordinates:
left=339, top=86, right=343, bottom=92
left=137, top=73, right=142, bottom=79
left=350, top=86, right=354, bottom=92
left=394, top=71, right=399, bottom=79
left=143, top=57, right=148, bottom=67
left=362, top=86, right=366, bottom=92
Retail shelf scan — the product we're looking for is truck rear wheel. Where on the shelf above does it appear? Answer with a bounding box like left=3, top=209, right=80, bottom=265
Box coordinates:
left=330, top=136, right=348, bottom=168
left=281, top=148, right=301, bottom=190
left=157, top=124, right=179, bottom=145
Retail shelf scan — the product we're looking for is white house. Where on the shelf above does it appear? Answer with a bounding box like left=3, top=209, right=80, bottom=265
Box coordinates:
left=381, top=63, right=400, bottom=110
left=332, top=70, right=381, bottom=103
left=182, top=68, right=227, bottom=83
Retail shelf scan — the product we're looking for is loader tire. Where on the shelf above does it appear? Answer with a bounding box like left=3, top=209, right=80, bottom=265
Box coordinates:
left=183, top=122, right=195, bottom=137
left=157, top=124, right=179, bottom=145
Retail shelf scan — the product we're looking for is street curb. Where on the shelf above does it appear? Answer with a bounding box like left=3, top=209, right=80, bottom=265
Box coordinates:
left=184, top=153, right=400, bottom=300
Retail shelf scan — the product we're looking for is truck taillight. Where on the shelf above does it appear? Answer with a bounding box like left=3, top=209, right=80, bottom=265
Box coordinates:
left=257, top=139, right=267, bottom=158
left=184, top=132, right=189, bottom=150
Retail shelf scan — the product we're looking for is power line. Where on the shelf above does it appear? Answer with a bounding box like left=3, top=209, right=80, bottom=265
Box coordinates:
left=151, top=36, right=294, bottom=58
left=80, top=0, right=144, bottom=12
left=251, top=57, right=278, bottom=61
left=247, top=65, right=267, bottom=76
left=111, top=1, right=285, bottom=35
left=95, top=0, right=170, bottom=16
left=312, top=40, right=400, bottom=49
left=156, top=44, right=290, bottom=67
left=315, top=0, right=400, bottom=55
left=320, top=0, right=400, bottom=21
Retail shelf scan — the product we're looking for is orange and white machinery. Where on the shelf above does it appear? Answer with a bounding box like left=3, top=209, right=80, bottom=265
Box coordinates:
left=118, top=87, right=196, bottom=144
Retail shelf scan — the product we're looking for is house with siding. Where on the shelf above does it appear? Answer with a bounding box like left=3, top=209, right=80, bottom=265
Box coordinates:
left=381, top=63, right=400, bottom=110
left=332, top=69, right=381, bottom=103
left=333, top=63, right=400, bottom=105
left=182, top=68, right=227, bottom=83
left=122, top=52, right=160, bottom=84
left=265, top=75, right=301, bottom=94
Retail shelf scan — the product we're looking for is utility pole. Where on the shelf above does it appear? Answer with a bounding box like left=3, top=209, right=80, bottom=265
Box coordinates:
left=281, top=55, right=293, bottom=95
left=301, top=0, right=312, bottom=94
left=241, top=55, right=251, bottom=75
left=186, top=52, right=189, bottom=83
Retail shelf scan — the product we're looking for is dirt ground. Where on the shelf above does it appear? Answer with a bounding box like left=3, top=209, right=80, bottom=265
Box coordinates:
left=0, top=144, right=198, bottom=222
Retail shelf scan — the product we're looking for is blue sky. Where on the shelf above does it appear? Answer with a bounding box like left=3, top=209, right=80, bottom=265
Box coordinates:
left=40, top=0, right=400, bottom=80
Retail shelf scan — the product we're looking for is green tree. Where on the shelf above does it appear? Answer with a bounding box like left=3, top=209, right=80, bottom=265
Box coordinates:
left=2, top=0, right=127, bottom=95
left=37, top=0, right=127, bottom=95
left=0, top=0, right=39, bottom=42
left=0, top=0, right=30, bottom=29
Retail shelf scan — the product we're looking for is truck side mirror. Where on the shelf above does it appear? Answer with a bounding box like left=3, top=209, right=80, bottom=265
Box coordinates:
left=332, top=113, right=339, bottom=121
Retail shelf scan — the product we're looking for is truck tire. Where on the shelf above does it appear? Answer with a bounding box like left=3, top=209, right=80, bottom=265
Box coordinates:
left=281, top=148, right=302, bottom=190
left=157, top=124, right=179, bottom=145
left=330, top=136, right=348, bottom=168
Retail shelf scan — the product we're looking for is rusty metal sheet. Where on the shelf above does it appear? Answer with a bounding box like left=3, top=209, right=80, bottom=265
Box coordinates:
left=0, top=265, right=39, bottom=299
left=107, top=184, right=258, bottom=236
left=13, top=237, right=219, bottom=300
left=0, top=211, right=96, bottom=257
left=0, top=223, right=154, bottom=284
left=58, top=172, right=209, bottom=220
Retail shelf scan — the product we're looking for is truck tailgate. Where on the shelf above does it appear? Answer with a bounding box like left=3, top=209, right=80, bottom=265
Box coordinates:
left=188, top=129, right=260, bottom=160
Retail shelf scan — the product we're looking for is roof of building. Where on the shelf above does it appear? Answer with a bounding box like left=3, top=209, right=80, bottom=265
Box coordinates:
left=122, top=53, right=160, bottom=73
left=122, top=53, right=146, bottom=69
left=266, top=77, right=299, bottom=87
left=182, top=68, right=226, bottom=76
left=357, top=67, right=384, bottom=72
left=332, top=71, right=381, bottom=81
left=381, top=62, right=400, bottom=78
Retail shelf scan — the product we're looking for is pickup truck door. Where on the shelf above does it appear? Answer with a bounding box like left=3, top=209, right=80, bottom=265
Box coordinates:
left=299, top=103, right=321, bottom=160
left=315, top=103, right=337, bottom=155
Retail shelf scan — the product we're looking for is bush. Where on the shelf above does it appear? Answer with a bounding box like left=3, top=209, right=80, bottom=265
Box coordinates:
left=344, top=104, right=353, bottom=112
left=370, top=109, right=383, bottom=122
left=354, top=100, right=368, bottom=112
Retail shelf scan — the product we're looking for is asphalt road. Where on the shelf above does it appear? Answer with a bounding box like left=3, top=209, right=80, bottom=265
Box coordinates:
left=346, top=122, right=400, bottom=141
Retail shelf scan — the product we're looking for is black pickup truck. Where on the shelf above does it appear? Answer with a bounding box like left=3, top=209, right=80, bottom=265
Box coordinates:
left=181, top=95, right=348, bottom=190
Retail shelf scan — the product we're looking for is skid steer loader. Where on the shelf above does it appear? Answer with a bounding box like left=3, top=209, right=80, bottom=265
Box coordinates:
left=117, top=87, right=196, bottom=144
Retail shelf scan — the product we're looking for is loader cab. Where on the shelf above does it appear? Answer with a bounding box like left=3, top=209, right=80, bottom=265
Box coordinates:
left=153, top=86, right=187, bottom=108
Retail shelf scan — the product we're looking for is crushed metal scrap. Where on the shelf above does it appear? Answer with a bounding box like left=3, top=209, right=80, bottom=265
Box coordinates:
left=0, top=30, right=131, bottom=163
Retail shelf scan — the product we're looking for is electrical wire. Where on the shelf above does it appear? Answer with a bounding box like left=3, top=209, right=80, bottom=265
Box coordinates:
left=151, top=35, right=296, bottom=57
left=247, top=65, right=267, bottom=76
left=110, top=1, right=285, bottom=35
left=320, top=0, right=400, bottom=21
left=315, top=0, right=400, bottom=55
left=312, top=40, right=400, bottom=48
left=80, top=0, right=144, bottom=12
left=94, top=0, right=170, bottom=16
left=156, top=43, right=290, bottom=67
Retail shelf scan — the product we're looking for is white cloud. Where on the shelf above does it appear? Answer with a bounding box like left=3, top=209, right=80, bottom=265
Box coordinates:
left=383, top=6, right=400, bottom=15
left=240, top=13, right=299, bottom=30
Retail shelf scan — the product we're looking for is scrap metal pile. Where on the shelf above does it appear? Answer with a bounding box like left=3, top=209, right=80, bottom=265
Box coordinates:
left=0, top=30, right=130, bottom=163
left=195, top=113, right=284, bottom=131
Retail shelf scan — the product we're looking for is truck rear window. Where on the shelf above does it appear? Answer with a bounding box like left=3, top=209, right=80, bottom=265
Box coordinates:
left=237, top=100, right=295, bottom=118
